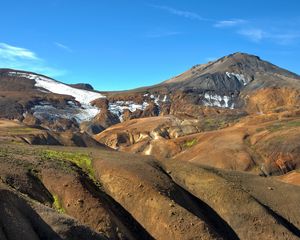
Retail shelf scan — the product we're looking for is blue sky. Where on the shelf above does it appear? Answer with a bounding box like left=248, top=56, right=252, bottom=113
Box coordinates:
left=0, top=0, right=299, bottom=90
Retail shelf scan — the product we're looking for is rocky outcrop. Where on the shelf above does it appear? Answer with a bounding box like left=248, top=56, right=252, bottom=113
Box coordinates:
left=94, top=115, right=242, bottom=157
left=94, top=111, right=300, bottom=177
left=82, top=110, right=120, bottom=135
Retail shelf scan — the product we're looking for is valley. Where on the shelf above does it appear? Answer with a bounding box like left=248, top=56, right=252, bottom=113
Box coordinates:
left=1, top=52, right=300, bottom=239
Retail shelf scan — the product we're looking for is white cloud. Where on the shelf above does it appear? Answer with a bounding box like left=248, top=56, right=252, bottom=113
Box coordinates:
left=238, top=29, right=265, bottom=42
left=270, top=32, right=300, bottom=45
left=151, top=4, right=299, bottom=47
left=215, top=18, right=300, bottom=45
left=0, top=42, right=66, bottom=77
left=0, top=43, right=38, bottom=60
left=54, top=42, right=73, bottom=52
left=214, top=19, right=246, bottom=28
left=238, top=28, right=300, bottom=44
left=153, top=5, right=209, bottom=21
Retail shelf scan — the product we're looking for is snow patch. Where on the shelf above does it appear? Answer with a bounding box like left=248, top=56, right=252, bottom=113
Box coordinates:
left=203, top=93, right=234, bottom=109
left=154, top=95, right=160, bottom=105
left=8, top=71, right=105, bottom=103
left=162, top=95, right=168, bottom=102
left=8, top=71, right=105, bottom=123
left=226, top=72, right=248, bottom=86
left=32, top=101, right=100, bottom=122
left=108, top=101, right=149, bottom=121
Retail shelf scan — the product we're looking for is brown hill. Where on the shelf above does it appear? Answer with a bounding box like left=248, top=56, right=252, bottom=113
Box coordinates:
left=1, top=129, right=300, bottom=239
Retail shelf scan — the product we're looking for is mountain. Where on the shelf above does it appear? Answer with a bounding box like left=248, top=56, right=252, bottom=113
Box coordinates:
left=94, top=53, right=300, bottom=177
left=105, top=52, right=300, bottom=117
left=1, top=53, right=300, bottom=240
left=1, top=53, right=300, bottom=129
left=163, top=52, right=299, bottom=86
left=0, top=69, right=108, bottom=146
left=0, top=68, right=104, bottom=120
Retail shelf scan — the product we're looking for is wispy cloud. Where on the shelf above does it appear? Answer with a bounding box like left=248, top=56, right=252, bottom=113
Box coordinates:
left=214, top=16, right=300, bottom=45
left=54, top=42, right=73, bottom=52
left=238, top=28, right=266, bottom=42
left=214, top=19, right=246, bottom=28
left=238, top=28, right=300, bottom=44
left=152, top=5, right=210, bottom=21
left=0, top=43, right=39, bottom=60
left=0, top=42, right=66, bottom=77
left=270, top=32, right=300, bottom=45
left=151, top=4, right=300, bottom=46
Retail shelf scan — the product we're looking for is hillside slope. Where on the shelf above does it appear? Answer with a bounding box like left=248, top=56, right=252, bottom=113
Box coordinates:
left=1, top=129, right=300, bottom=239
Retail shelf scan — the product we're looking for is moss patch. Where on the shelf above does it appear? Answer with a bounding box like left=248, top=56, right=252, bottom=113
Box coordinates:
left=40, top=150, right=95, bottom=179
left=184, top=139, right=197, bottom=148
left=0, top=127, right=41, bottom=136
left=200, top=114, right=242, bottom=131
left=260, top=120, right=300, bottom=133
left=53, top=194, right=65, bottom=214
left=0, top=148, right=8, bottom=157
left=285, top=120, right=300, bottom=128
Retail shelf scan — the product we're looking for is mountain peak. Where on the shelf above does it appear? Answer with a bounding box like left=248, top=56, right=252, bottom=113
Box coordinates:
left=230, top=52, right=260, bottom=58
left=164, top=52, right=299, bottom=85
left=214, top=52, right=262, bottom=66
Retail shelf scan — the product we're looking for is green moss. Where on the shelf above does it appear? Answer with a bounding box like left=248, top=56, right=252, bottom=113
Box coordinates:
left=261, top=120, right=300, bottom=133
left=285, top=120, right=300, bottom=127
left=201, top=117, right=234, bottom=131
left=266, top=123, right=284, bottom=132
left=4, top=127, right=41, bottom=135
left=40, top=150, right=95, bottom=179
left=255, top=127, right=265, bottom=133
left=184, top=139, right=197, bottom=148
left=203, top=118, right=218, bottom=130
left=270, top=135, right=286, bottom=143
left=53, top=194, right=65, bottom=214
left=0, top=148, right=8, bottom=157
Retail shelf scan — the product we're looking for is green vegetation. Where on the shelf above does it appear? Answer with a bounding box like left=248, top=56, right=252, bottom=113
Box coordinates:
left=285, top=120, right=300, bottom=128
left=52, top=194, right=65, bottom=214
left=200, top=115, right=242, bottom=131
left=0, top=148, right=8, bottom=157
left=255, top=128, right=265, bottom=133
left=40, top=150, right=95, bottom=179
left=202, top=118, right=226, bottom=131
left=184, top=139, right=197, bottom=148
left=266, top=123, right=284, bottom=132
left=0, top=127, right=41, bottom=135
left=257, top=120, right=300, bottom=133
